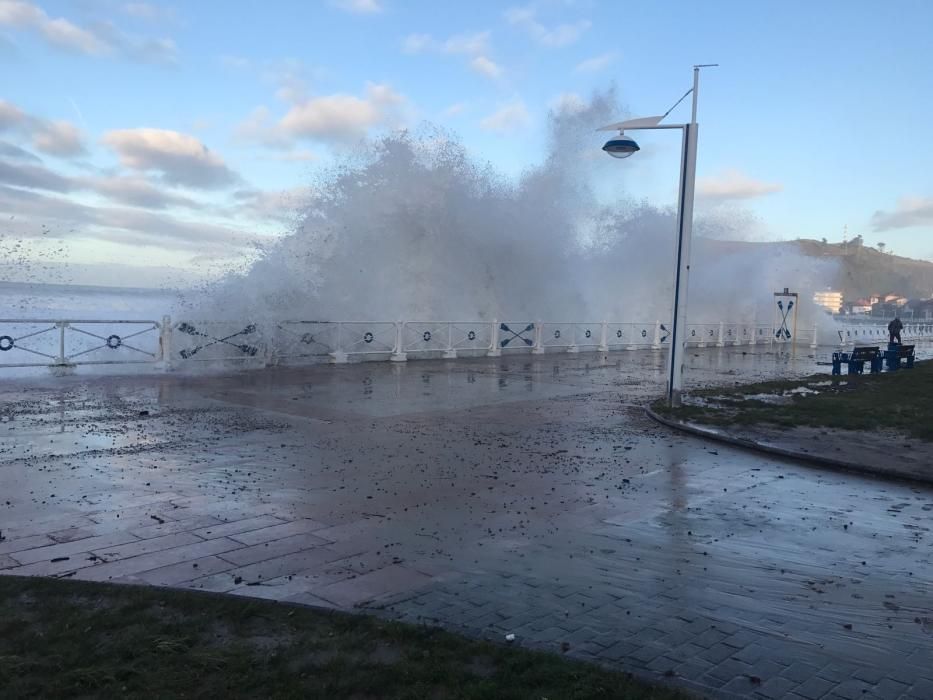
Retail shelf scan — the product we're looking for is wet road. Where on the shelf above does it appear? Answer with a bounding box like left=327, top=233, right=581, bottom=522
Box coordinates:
left=1, top=346, right=931, bottom=699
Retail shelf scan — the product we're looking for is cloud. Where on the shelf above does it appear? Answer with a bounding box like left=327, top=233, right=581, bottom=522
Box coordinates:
left=122, top=2, right=176, bottom=22
left=505, top=5, right=590, bottom=47
left=0, top=155, right=202, bottom=209
left=443, top=102, right=467, bottom=117
left=0, top=140, right=41, bottom=161
left=278, top=83, right=405, bottom=142
left=232, top=186, right=313, bottom=222
left=90, top=175, right=201, bottom=209
left=0, top=157, right=72, bottom=191
left=32, top=119, right=85, bottom=156
left=871, top=196, right=933, bottom=232
left=0, top=98, right=86, bottom=157
left=0, top=1, right=177, bottom=63
left=332, top=0, right=383, bottom=13
left=575, top=52, right=616, bottom=73
left=403, top=30, right=490, bottom=56
left=0, top=0, right=109, bottom=54
left=480, top=100, right=530, bottom=133
left=102, top=128, right=239, bottom=188
left=0, top=98, right=26, bottom=129
left=470, top=55, right=502, bottom=79
left=696, top=169, right=783, bottom=202
left=549, top=92, right=586, bottom=114
left=0, top=184, right=257, bottom=253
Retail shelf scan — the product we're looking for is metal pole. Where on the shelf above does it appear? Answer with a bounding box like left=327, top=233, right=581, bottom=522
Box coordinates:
left=667, top=118, right=698, bottom=407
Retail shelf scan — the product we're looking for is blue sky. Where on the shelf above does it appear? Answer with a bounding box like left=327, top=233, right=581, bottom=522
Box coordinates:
left=1, top=0, right=932, bottom=285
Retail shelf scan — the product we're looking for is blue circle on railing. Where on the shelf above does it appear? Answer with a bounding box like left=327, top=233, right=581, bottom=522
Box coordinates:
left=423, top=331, right=432, bottom=342
left=364, top=332, right=374, bottom=343
left=617, top=330, right=623, bottom=338
left=467, top=330, right=476, bottom=341
left=691, top=329, right=696, bottom=336
left=641, top=329, right=647, bottom=338
left=300, top=333, right=315, bottom=344
left=0, top=335, right=13, bottom=351
left=554, top=330, right=561, bottom=339
left=106, top=334, right=122, bottom=349
left=585, top=329, right=592, bottom=338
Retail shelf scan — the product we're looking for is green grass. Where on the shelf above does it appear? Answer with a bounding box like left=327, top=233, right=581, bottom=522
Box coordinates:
left=0, top=576, right=687, bottom=699
left=655, top=360, right=933, bottom=441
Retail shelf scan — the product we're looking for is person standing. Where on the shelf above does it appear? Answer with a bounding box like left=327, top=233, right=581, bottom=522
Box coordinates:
left=888, top=316, right=903, bottom=344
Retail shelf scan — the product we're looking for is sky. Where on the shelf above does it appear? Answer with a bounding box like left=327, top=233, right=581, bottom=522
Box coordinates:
left=1, top=0, right=932, bottom=287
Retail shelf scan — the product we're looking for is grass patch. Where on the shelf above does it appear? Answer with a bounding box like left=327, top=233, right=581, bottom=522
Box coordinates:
left=0, top=576, right=686, bottom=699
left=654, top=360, right=933, bottom=441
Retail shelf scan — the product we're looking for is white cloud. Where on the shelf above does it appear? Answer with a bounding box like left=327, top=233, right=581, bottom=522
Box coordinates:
left=32, top=119, right=84, bottom=157
left=90, top=175, right=200, bottom=209
left=0, top=98, right=26, bottom=129
left=0, top=98, right=86, bottom=157
left=0, top=0, right=177, bottom=62
left=0, top=157, right=72, bottom=191
left=480, top=100, right=530, bottom=133
left=0, top=0, right=109, bottom=54
left=470, top=55, right=502, bottom=79
left=549, top=92, right=585, bottom=114
left=696, top=169, right=783, bottom=201
left=505, top=5, right=590, bottom=47
left=575, top=51, right=616, bottom=73
left=233, top=186, right=313, bottom=222
left=332, top=0, right=382, bottom=14
left=403, top=30, right=490, bottom=56
left=279, top=83, right=405, bottom=142
left=443, top=102, right=467, bottom=117
left=442, top=31, right=490, bottom=55
left=122, top=2, right=176, bottom=22
left=872, top=196, right=933, bottom=232
left=102, top=128, right=239, bottom=188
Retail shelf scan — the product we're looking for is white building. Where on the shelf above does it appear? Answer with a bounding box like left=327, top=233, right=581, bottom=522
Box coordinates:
left=813, top=289, right=843, bottom=313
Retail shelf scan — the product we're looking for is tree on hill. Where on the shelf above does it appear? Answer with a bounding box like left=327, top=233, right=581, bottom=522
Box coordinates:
left=878, top=242, right=887, bottom=254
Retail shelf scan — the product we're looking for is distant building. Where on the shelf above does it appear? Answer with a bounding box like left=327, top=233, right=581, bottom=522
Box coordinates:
left=813, top=289, right=843, bottom=314
left=849, top=299, right=872, bottom=314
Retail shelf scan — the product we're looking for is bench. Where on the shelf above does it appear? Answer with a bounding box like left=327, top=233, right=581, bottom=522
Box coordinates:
left=832, top=346, right=882, bottom=375
left=884, top=344, right=915, bottom=371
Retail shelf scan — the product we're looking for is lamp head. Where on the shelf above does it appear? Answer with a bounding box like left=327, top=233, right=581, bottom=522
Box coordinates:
left=602, top=133, right=640, bottom=159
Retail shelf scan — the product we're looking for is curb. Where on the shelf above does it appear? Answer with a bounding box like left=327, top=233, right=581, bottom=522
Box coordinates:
left=644, top=406, right=933, bottom=488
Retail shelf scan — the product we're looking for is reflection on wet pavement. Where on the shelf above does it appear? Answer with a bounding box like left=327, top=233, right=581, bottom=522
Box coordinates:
left=1, top=346, right=931, bottom=699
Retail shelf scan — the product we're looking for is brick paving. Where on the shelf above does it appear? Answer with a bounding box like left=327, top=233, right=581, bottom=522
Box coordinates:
left=1, top=350, right=932, bottom=698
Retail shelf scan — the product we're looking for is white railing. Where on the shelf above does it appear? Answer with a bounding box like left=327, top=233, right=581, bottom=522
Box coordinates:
left=2, top=316, right=932, bottom=373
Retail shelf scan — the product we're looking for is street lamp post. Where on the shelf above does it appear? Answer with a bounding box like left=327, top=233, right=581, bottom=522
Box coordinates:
left=598, top=64, right=716, bottom=408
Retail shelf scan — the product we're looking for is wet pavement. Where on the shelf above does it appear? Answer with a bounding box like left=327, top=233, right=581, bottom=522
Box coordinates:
left=1, top=346, right=931, bottom=699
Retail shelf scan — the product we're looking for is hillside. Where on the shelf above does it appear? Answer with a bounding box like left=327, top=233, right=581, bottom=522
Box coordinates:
left=700, top=238, right=933, bottom=301
left=794, top=239, right=933, bottom=300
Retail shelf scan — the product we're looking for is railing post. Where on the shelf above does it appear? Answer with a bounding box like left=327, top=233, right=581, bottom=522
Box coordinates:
left=568, top=324, right=579, bottom=353
left=329, top=322, right=348, bottom=363
left=57, top=321, right=66, bottom=366
left=532, top=320, right=544, bottom=354
left=716, top=321, right=725, bottom=347
left=810, top=325, right=818, bottom=349
left=487, top=318, right=501, bottom=357
left=598, top=321, right=608, bottom=352
left=443, top=322, right=457, bottom=359
left=652, top=320, right=662, bottom=350
left=390, top=321, right=407, bottom=362
left=159, top=315, right=173, bottom=371
left=748, top=324, right=756, bottom=346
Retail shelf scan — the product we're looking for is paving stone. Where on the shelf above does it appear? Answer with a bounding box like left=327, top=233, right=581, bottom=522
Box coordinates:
left=73, top=537, right=243, bottom=581
left=754, top=675, right=801, bottom=699
left=312, top=564, right=432, bottom=607
left=871, top=677, right=909, bottom=700
left=8, top=531, right=140, bottom=565
left=190, top=515, right=286, bottom=540
left=781, top=662, right=825, bottom=685
left=0, top=554, right=17, bottom=569
left=92, top=532, right=204, bottom=560
left=128, top=514, right=224, bottom=539
left=134, top=555, right=235, bottom=585
left=219, top=533, right=331, bottom=567
left=794, top=675, right=839, bottom=700
left=0, top=534, right=56, bottom=555
left=228, top=519, right=331, bottom=546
